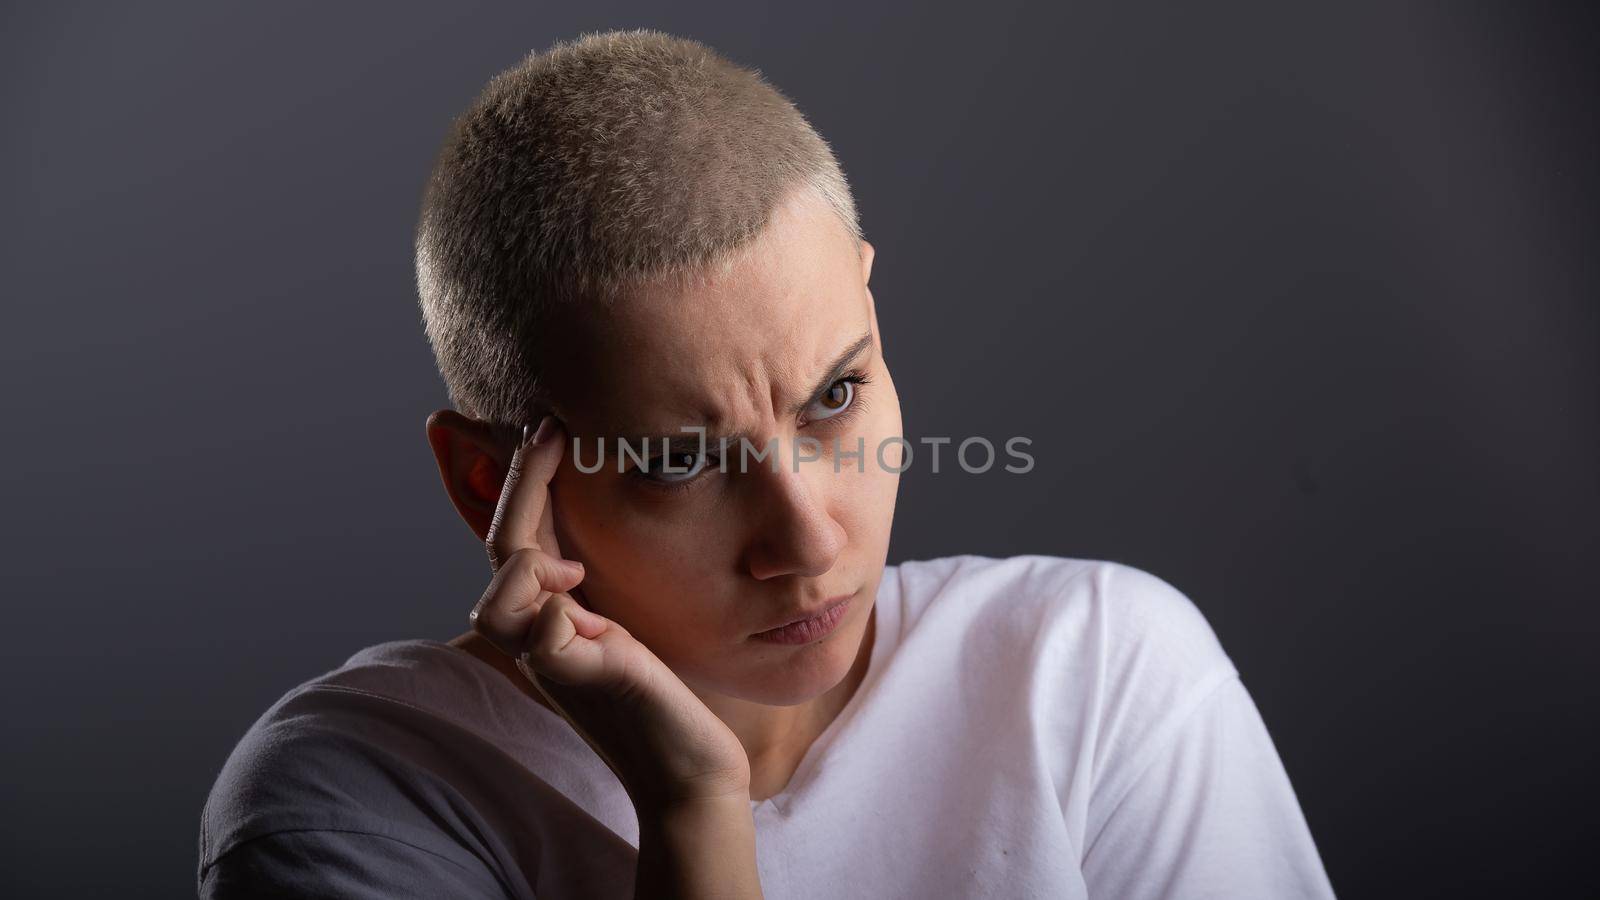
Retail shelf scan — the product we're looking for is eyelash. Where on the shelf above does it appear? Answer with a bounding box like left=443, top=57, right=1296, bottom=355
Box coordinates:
left=633, top=368, right=875, bottom=495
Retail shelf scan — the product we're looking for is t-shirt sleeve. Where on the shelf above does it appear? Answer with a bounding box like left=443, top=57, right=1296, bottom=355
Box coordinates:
left=1080, top=654, right=1335, bottom=899
left=200, top=827, right=515, bottom=899
left=198, top=681, right=543, bottom=899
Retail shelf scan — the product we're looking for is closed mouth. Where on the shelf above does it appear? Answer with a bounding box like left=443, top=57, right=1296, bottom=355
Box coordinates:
left=752, top=593, right=855, bottom=644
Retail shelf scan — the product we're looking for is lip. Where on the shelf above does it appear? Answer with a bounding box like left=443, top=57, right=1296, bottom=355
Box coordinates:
left=752, top=593, right=855, bottom=645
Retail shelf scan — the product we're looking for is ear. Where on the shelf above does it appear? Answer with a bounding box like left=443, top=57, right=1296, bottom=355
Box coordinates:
left=860, top=239, right=883, bottom=356
left=425, top=409, right=515, bottom=543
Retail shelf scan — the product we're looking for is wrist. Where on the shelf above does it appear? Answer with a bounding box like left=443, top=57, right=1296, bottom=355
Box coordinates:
left=636, top=788, right=752, bottom=828
left=634, top=792, right=762, bottom=900
left=627, top=766, right=752, bottom=818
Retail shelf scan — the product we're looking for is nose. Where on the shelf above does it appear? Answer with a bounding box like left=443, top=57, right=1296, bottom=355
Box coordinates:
left=742, top=453, right=845, bottom=582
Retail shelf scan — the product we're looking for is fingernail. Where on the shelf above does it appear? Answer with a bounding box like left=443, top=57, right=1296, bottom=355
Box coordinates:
left=531, top=415, right=558, bottom=446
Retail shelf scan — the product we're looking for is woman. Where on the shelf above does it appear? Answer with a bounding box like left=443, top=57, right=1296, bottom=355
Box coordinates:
left=199, top=28, right=1335, bottom=899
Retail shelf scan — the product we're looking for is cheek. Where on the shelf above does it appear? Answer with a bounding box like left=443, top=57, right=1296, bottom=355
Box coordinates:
left=838, top=393, right=905, bottom=523
left=832, top=459, right=899, bottom=546
left=552, top=477, right=734, bottom=631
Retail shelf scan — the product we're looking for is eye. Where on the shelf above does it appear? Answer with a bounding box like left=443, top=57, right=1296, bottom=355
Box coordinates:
left=805, top=373, right=870, bottom=423
left=635, top=448, right=715, bottom=490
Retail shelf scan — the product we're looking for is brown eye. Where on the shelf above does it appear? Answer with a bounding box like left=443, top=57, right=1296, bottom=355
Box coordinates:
left=822, top=381, right=850, bottom=410
left=806, top=378, right=857, bottom=422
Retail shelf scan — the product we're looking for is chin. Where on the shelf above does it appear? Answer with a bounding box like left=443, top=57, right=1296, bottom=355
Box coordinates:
left=725, top=606, right=870, bottom=707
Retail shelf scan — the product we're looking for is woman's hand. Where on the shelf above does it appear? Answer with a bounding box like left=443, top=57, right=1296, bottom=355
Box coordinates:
left=468, top=415, right=753, bottom=814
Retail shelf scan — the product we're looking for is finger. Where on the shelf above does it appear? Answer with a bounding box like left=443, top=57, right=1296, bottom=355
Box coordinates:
left=485, top=415, right=567, bottom=570
left=520, top=593, right=612, bottom=686
left=470, top=549, right=585, bottom=658
left=532, top=478, right=562, bottom=557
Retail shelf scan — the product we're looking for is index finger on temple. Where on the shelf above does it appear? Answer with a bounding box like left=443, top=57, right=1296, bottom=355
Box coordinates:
left=486, top=415, right=566, bottom=563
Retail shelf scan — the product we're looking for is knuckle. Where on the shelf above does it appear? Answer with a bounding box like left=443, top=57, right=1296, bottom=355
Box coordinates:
left=509, top=548, right=546, bottom=581
left=527, top=599, right=569, bottom=647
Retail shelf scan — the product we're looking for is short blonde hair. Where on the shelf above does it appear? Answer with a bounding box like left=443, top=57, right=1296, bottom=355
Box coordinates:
left=414, top=28, right=863, bottom=433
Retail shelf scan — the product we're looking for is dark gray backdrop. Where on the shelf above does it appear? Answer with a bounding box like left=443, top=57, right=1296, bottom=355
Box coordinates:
left=4, top=2, right=1596, bottom=897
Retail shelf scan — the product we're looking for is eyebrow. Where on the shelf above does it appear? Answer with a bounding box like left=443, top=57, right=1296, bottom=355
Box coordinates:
left=789, top=328, right=876, bottom=419
left=622, top=328, right=876, bottom=453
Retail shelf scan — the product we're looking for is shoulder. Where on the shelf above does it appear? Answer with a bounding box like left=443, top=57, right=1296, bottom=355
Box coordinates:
left=884, top=553, right=1239, bottom=758
left=887, top=553, right=1232, bottom=680
left=884, top=554, right=1253, bottom=821
left=198, top=640, right=527, bottom=888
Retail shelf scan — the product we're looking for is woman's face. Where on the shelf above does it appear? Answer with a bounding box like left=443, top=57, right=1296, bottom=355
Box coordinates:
left=538, top=187, right=902, bottom=707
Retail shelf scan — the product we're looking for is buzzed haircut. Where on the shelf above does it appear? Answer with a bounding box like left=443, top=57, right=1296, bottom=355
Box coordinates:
left=414, top=28, right=863, bottom=434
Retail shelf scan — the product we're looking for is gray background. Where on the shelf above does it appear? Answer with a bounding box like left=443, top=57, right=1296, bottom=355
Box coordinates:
left=4, top=2, right=1596, bottom=897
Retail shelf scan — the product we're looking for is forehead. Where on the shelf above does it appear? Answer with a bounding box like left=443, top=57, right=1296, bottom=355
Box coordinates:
left=543, top=189, right=869, bottom=435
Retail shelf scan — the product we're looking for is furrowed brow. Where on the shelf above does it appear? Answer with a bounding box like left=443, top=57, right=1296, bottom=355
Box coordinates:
left=617, top=328, right=876, bottom=454
left=785, top=328, right=875, bottom=420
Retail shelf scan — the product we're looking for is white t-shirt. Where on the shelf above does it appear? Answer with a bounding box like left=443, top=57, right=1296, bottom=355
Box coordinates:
left=199, top=554, right=1336, bottom=898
